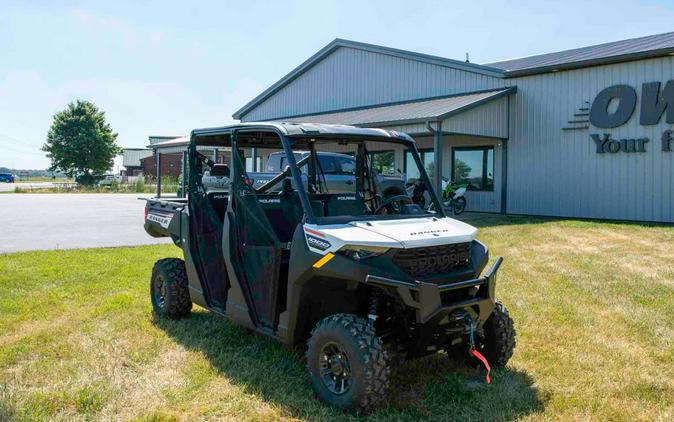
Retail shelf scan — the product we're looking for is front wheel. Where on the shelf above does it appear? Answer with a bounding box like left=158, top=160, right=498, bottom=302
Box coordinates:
left=479, top=300, right=516, bottom=367
left=306, top=314, right=390, bottom=414
left=150, top=258, right=192, bottom=319
left=452, top=196, right=467, bottom=215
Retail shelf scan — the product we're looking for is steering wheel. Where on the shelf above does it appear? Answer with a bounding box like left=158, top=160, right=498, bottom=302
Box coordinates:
left=372, top=194, right=413, bottom=215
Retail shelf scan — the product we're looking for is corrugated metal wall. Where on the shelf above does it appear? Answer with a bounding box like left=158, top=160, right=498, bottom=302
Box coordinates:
left=505, top=56, right=674, bottom=222
left=241, top=47, right=503, bottom=121
left=442, top=97, right=509, bottom=139
left=239, top=46, right=674, bottom=222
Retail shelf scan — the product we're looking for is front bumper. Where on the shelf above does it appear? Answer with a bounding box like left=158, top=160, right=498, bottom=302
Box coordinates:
left=366, top=256, right=502, bottom=326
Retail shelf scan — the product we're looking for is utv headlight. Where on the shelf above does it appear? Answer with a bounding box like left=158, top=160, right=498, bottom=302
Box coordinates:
left=338, top=245, right=389, bottom=261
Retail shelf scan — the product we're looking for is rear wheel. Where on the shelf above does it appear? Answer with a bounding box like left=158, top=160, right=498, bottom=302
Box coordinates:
left=452, top=197, right=467, bottom=215
left=306, top=314, right=390, bottom=414
left=151, top=258, right=192, bottom=319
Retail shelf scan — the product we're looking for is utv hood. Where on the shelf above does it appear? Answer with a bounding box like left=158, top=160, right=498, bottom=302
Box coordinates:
left=351, top=217, right=477, bottom=248
left=309, top=217, right=477, bottom=254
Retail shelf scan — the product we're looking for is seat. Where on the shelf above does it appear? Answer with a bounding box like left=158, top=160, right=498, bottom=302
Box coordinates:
left=210, top=164, right=230, bottom=177
left=324, top=194, right=366, bottom=217
left=257, top=193, right=304, bottom=243
left=207, top=192, right=229, bottom=220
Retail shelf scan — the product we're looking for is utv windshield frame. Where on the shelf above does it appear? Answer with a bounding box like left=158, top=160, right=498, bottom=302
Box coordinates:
left=188, top=124, right=446, bottom=224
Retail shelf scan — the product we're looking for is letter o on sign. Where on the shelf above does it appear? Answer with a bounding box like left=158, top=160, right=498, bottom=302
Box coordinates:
left=589, top=85, right=637, bottom=128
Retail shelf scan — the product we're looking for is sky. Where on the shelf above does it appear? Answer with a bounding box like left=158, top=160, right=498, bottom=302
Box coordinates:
left=2, top=0, right=674, bottom=170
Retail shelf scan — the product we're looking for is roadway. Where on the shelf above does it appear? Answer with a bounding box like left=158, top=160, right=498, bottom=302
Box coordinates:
left=0, top=193, right=171, bottom=253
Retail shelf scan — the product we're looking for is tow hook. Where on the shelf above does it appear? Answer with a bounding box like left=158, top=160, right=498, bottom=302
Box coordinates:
left=463, top=314, right=491, bottom=384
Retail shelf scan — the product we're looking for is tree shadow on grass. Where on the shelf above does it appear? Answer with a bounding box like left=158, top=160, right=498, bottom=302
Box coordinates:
left=155, top=312, right=547, bottom=421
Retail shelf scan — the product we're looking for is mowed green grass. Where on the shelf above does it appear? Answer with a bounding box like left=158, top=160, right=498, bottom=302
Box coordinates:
left=0, top=216, right=672, bottom=421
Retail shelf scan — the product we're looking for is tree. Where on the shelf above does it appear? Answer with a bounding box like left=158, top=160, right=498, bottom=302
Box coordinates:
left=42, top=100, right=121, bottom=185
left=453, top=159, right=472, bottom=182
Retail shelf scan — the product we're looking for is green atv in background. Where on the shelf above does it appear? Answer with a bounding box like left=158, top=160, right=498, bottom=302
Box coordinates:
left=144, top=122, right=516, bottom=413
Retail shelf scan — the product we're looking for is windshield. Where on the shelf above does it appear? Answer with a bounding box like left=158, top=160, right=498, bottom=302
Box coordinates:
left=256, top=137, right=443, bottom=222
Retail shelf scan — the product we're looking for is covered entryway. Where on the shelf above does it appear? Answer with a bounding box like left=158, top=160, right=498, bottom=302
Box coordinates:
left=283, top=87, right=516, bottom=213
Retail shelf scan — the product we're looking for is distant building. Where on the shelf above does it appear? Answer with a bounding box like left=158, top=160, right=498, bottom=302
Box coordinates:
left=147, top=135, right=237, bottom=176
left=121, top=148, right=153, bottom=176
left=140, top=153, right=183, bottom=178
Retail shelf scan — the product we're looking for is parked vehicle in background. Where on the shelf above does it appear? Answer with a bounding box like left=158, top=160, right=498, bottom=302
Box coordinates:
left=0, top=173, right=15, bottom=183
left=202, top=151, right=407, bottom=199
left=442, top=179, right=469, bottom=215
left=98, top=174, right=123, bottom=186
left=143, top=122, right=515, bottom=413
left=407, top=178, right=468, bottom=215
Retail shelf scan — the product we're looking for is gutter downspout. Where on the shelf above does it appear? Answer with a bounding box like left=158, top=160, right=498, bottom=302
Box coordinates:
left=426, top=120, right=444, bottom=197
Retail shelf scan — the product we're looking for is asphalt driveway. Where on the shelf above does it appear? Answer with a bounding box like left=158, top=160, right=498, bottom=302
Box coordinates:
left=0, top=193, right=171, bottom=253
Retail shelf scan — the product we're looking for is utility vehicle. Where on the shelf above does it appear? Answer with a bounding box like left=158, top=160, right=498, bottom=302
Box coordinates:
left=144, top=122, right=515, bottom=413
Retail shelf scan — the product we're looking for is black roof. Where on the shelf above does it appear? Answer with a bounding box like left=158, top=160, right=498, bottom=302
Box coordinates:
left=486, top=31, right=674, bottom=76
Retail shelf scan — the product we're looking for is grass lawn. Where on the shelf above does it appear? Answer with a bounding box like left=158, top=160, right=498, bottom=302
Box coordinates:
left=0, top=216, right=672, bottom=421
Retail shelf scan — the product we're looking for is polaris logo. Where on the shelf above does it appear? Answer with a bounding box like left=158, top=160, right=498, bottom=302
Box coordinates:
left=337, top=196, right=356, bottom=201
left=259, top=198, right=281, bottom=204
left=147, top=212, right=173, bottom=229
left=306, top=235, right=331, bottom=251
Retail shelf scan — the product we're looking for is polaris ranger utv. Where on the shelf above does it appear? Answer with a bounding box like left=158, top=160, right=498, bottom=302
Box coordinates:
left=144, top=122, right=515, bottom=413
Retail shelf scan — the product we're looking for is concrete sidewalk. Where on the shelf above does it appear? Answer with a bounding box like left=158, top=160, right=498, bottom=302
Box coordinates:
left=0, top=193, right=171, bottom=253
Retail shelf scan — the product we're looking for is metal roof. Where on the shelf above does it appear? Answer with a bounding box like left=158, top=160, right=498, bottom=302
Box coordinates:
left=147, top=136, right=190, bottom=150
left=279, top=87, right=515, bottom=127
left=122, top=148, right=153, bottom=167
left=232, top=38, right=504, bottom=119
left=486, top=31, right=674, bottom=76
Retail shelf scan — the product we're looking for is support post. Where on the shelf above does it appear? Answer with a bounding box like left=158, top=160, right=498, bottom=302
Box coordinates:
left=156, top=151, right=161, bottom=198
left=500, top=140, right=508, bottom=214
left=433, top=121, right=444, bottom=196
left=251, top=147, right=258, bottom=171
left=181, top=150, right=188, bottom=198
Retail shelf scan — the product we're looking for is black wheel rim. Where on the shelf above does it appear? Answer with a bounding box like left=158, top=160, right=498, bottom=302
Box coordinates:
left=154, top=277, right=166, bottom=309
left=454, top=198, right=466, bottom=214
left=319, top=342, right=352, bottom=395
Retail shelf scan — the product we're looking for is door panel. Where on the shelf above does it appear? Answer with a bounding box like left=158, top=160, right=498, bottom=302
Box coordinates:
left=225, top=137, right=283, bottom=329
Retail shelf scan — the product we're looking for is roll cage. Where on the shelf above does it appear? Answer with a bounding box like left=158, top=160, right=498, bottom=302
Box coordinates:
left=187, top=123, right=446, bottom=223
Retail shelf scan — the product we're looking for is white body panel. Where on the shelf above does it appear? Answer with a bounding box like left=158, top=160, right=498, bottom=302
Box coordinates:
left=303, top=216, right=477, bottom=255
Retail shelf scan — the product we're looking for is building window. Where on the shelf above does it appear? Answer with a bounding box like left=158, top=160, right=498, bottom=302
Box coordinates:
left=404, top=149, right=434, bottom=182
left=245, top=156, right=261, bottom=172
left=452, top=146, right=494, bottom=191
left=368, top=150, right=395, bottom=176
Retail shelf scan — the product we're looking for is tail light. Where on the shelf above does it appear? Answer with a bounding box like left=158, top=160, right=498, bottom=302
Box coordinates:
left=144, top=207, right=148, bottom=220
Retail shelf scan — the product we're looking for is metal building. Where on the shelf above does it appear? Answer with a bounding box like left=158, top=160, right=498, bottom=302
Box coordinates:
left=234, top=32, right=674, bottom=223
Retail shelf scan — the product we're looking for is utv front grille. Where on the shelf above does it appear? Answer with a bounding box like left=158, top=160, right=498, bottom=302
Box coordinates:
left=393, top=242, right=471, bottom=279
